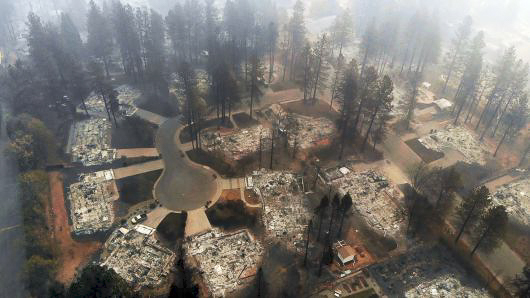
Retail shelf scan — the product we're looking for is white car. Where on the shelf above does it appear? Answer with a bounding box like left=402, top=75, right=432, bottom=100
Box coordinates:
left=131, top=213, right=147, bottom=224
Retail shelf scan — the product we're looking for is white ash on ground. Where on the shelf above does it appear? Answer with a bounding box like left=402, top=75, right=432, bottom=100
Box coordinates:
left=201, top=125, right=270, bottom=161
left=288, top=114, right=336, bottom=149
left=184, top=228, right=263, bottom=297
left=490, top=176, right=530, bottom=225
left=80, top=84, right=140, bottom=117
left=70, top=118, right=117, bottom=166
left=325, top=166, right=405, bottom=237
left=101, top=225, right=175, bottom=290
left=370, top=245, right=490, bottom=298
left=263, top=104, right=336, bottom=149
left=248, top=170, right=311, bottom=248
left=68, top=170, right=119, bottom=236
left=418, top=125, right=489, bottom=165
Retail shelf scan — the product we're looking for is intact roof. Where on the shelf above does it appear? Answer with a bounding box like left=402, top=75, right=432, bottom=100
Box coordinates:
left=433, top=98, right=453, bottom=110
left=337, top=245, right=356, bottom=259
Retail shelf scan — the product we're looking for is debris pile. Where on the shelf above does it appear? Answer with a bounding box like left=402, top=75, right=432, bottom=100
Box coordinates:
left=116, top=85, right=141, bottom=116
left=370, top=245, right=490, bottom=298
left=81, top=85, right=140, bottom=117
left=264, top=104, right=336, bottom=149
left=490, top=177, right=530, bottom=225
left=326, top=167, right=405, bottom=237
left=101, top=225, right=175, bottom=289
left=418, top=125, right=488, bottom=165
left=249, top=170, right=311, bottom=247
left=184, top=229, right=263, bottom=297
left=289, top=114, right=335, bottom=149
left=71, top=118, right=117, bottom=166
left=202, top=125, right=269, bottom=161
left=68, top=170, right=119, bottom=236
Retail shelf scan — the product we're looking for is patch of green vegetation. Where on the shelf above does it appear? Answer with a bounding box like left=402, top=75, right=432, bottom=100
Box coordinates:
left=18, top=170, right=59, bottom=295
left=5, top=114, right=59, bottom=171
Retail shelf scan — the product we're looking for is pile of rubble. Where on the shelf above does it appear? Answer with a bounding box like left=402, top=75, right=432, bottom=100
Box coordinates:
left=289, top=114, right=335, bottom=149
left=101, top=225, right=175, bottom=289
left=81, top=85, right=140, bottom=117
left=71, top=118, right=117, bottom=166
left=249, top=170, right=311, bottom=247
left=490, top=177, right=530, bottom=225
left=201, top=125, right=270, bottom=161
left=68, top=170, right=119, bottom=236
left=418, top=125, right=488, bottom=165
left=116, top=85, right=141, bottom=116
left=184, top=229, right=263, bottom=297
left=263, top=104, right=336, bottom=150
left=370, top=245, right=490, bottom=298
left=326, top=167, right=405, bottom=237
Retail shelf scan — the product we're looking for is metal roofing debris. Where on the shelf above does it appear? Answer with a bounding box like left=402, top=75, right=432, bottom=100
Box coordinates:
left=71, top=118, right=117, bottom=166
left=101, top=227, right=175, bottom=290
left=81, top=84, right=140, bottom=117
left=264, top=104, right=336, bottom=150
left=325, top=166, right=405, bottom=237
left=201, top=125, right=269, bottom=161
left=370, top=245, right=491, bottom=298
left=184, top=229, right=263, bottom=297
left=418, top=125, right=488, bottom=165
left=490, top=177, right=530, bottom=225
left=249, top=169, right=311, bottom=248
left=68, top=170, right=119, bottom=236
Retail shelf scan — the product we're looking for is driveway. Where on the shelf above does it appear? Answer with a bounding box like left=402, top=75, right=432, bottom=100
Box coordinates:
left=154, top=117, right=219, bottom=211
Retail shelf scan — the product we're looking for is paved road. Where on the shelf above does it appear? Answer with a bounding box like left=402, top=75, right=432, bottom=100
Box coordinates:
left=0, top=103, right=27, bottom=298
left=154, top=117, right=219, bottom=211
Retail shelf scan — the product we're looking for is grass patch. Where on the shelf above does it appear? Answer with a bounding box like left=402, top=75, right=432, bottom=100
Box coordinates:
left=116, top=170, right=162, bottom=205
left=233, top=112, right=259, bottom=129
left=156, top=212, right=187, bottom=244
left=186, top=149, right=235, bottom=177
left=405, top=138, right=444, bottom=163
left=179, top=118, right=234, bottom=143
left=206, top=200, right=260, bottom=232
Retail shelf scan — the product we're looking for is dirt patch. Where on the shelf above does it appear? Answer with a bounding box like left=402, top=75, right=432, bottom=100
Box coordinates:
left=48, top=172, right=101, bottom=285
left=219, top=189, right=241, bottom=201
left=281, top=99, right=339, bottom=120
left=405, top=138, right=444, bottom=163
left=233, top=112, right=259, bottom=129
left=244, top=189, right=260, bottom=205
